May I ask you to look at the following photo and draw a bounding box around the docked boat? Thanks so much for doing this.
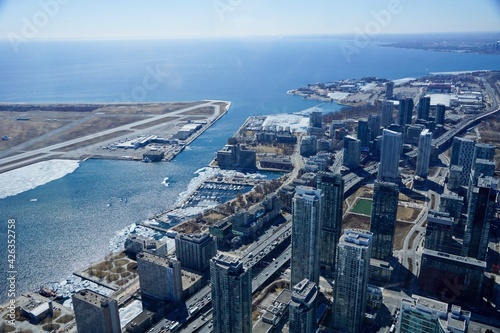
[39,286,57,298]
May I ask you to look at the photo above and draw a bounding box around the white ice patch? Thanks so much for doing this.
[392,77,416,86]
[327,92,350,100]
[0,159,80,199]
[262,114,310,133]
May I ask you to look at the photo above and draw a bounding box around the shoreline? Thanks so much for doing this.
[0,101,232,304]
[288,70,498,105]
[0,100,230,174]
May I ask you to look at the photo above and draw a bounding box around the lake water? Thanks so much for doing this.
[0,37,499,301]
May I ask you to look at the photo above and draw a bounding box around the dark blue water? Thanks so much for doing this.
[0,37,499,301]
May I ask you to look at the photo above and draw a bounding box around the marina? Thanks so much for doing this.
[183,182,253,208]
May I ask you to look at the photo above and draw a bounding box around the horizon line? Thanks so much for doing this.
[1,31,500,41]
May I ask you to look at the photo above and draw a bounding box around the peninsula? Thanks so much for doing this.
[0,100,230,173]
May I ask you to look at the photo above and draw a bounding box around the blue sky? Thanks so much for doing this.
[0,0,499,39]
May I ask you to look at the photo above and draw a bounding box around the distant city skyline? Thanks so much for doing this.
[0,0,499,40]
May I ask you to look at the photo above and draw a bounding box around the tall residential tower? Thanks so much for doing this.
[291,186,322,286]
[72,289,121,333]
[462,176,498,261]
[175,233,217,272]
[136,252,183,305]
[317,172,344,273]
[378,129,402,183]
[210,254,252,333]
[332,229,373,333]
[370,181,399,260]
[415,129,432,178]
[289,279,318,333]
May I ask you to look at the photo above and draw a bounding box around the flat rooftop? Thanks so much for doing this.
[137,251,178,267]
[73,289,114,308]
[422,249,486,268]
[402,294,447,313]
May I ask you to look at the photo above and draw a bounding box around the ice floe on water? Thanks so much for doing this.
[161,176,170,187]
[168,200,220,221]
[109,223,155,254]
[46,223,177,304]
[47,275,114,304]
[108,222,175,253]
[0,159,80,199]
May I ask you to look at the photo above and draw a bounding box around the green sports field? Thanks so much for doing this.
[350,198,372,216]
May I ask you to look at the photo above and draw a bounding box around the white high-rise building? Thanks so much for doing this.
[416,129,432,178]
[378,129,402,183]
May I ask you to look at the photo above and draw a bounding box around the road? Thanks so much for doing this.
[286,148,304,185]
[147,219,293,333]
[251,245,291,293]
[343,163,378,194]
[373,288,411,333]
[330,149,343,174]
[395,150,451,292]
[433,75,499,151]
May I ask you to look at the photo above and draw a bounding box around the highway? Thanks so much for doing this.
[146,219,293,333]
[343,163,378,194]
[395,150,450,290]
[252,245,291,293]
[330,149,343,174]
[405,106,499,160]
[404,79,500,159]
[241,219,291,268]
